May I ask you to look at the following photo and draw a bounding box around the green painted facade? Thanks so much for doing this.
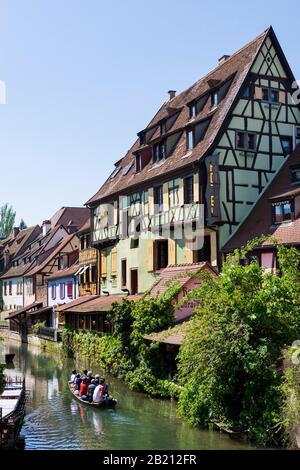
[216,35,300,246]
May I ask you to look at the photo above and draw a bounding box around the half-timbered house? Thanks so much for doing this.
[85,27,300,296]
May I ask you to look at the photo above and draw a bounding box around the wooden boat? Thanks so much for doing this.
[0,377,26,449]
[69,384,117,408]
[5,354,15,363]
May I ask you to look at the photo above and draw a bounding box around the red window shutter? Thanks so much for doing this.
[67,281,73,298]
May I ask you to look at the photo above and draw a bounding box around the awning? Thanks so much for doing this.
[64,294,142,314]
[29,306,53,316]
[5,302,43,320]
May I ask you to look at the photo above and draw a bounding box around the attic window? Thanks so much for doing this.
[110,167,121,179]
[211,91,218,108]
[190,103,196,118]
[153,142,166,162]
[123,162,133,175]
[186,118,211,150]
[136,154,141,172]
[272,200,293,224]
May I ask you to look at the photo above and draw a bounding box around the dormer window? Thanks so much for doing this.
[211,91,218,108]
[136,154,141,172]
[272,200,293,224]
[153,142,165,162]
[186,118,211,150]
[190,103,197,119]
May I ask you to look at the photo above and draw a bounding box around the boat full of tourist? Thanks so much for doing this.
[68,369,117,408]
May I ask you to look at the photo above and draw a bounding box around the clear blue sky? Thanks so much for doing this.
[1,0,300,226]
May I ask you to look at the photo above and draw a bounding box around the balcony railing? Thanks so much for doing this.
[35,326,61,342]
[93,202,202,243]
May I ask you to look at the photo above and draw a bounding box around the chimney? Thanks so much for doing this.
[168,90,176,100]
[218,54,230,65]
[42,220,51,237]
[12,227,19,239]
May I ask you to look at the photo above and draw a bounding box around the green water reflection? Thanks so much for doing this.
[1,339,258,450]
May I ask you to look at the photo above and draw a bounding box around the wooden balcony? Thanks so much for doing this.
[79,247,98,266]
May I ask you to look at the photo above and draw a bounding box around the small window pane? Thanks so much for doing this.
[248,133,256,150]
[262,88,269,101]
[271,90,278,103]
[237,132,245,149]
[187,130,193,150]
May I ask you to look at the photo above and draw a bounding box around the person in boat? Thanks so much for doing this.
[74,373,82,392]
[102,377,109,396]
[87,379,96,403]
[78,377,89,400]
[87,371,94,383]
[94,374,100,386]
[69,369,77,385]
[93,378,105,404]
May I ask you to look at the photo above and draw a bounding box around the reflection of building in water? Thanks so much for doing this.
[47,374,59,399]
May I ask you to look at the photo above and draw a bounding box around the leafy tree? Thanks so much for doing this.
[0,203,16,238]
[19,219,27,230]
[176,239,300,445]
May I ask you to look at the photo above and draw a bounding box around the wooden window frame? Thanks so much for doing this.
[236,131,257,151]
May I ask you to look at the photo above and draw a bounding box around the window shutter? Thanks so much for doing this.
[113,201,118,225]
[254,86,262,100]
[279,91,286,104]
[184,245,194,264]
[147,240,154,272]
[67,281,73,298]
[178,179,184,206]
[163,182,169,211]
[210,231,218,266]
[111,247,117,276]
[168,239,176,265]
[193,173,199,202]
[148,188,154,215]
[101,251,107,278]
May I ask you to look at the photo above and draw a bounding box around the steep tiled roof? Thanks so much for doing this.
[50,207,89,230]
[86,28,270,205]
[24,233,78,277]
[46,263,79,281]
[222,144,300,251]
[149,262,217,297]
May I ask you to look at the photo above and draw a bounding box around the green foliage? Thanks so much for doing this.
[107,298,135,351]
[19,219,27,230]
[281,346,300,448]
[62,282,181,397]
[176,239,300,445]
[0,203,16,238]
[32,320,46,335]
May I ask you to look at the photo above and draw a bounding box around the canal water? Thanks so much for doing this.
[1,338,258,450]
